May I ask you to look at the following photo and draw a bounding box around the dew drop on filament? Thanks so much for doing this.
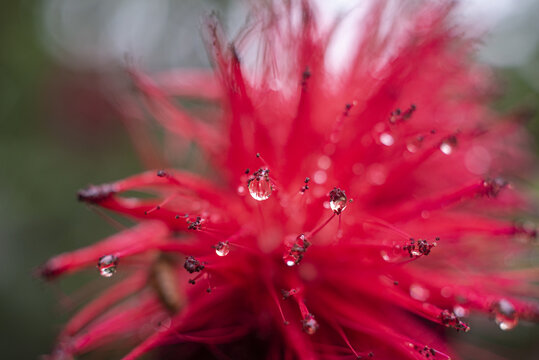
[494,299,518,330]
[97,254,118,278]
[329,188,347,214]
[302,314,319,335]
[283,254,296,267]
[247,169,273,201]
[215,241,230,257]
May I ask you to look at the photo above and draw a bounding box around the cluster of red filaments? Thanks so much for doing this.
[38,2,539,358]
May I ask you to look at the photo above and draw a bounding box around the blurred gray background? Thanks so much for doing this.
[1,0,538,358]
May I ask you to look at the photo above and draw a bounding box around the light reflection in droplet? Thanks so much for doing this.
[440,142,453,155]
[379,133,394,146]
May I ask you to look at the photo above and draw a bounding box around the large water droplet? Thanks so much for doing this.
[97,255,118,278]
[329,188,347,214]
[247,169,272,201]
[302,314,319,335]
[494,299,518,330]
[215,241,230,257]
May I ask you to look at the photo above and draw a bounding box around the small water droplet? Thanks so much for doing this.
[406,143,418,153]
[453,305,469,318]
[494,299,518,331]
[283,234,310,266]
[317,155,332,170]
[380,250,391,262]
[237,185,246,195]
[215,241,230,256]
[283,255,296,267]
[313,170,327,184]
[97,255,118,278]
[440,142,453,155]
[302,314,319,335]
[409,283,430,301]
[379,133,394,146]
[247,169,272,201]
[329,188,347,214]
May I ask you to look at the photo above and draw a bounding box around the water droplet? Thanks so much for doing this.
[313,170,327,184]
[247,169,272,201]
[302,314,319,335]
[406,143,418,153]
[379,133,394,146]
[409,283,430,301]
[237,185,246,195]
[97,255,118,278]
[439,142,452,155]
[283,254,296,267]
[283,234,311,266]
[494,299,518,330]
[352,163,364,175]
[366,164,386,186]
[380,250,391,262]
[453,305,469,318]
[317,155,331,170]
[215,241,230,256]
[329,187,347,214]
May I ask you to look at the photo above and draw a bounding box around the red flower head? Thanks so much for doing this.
[41,1,539,359]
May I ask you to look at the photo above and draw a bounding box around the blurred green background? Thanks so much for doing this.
[0,0,538,359]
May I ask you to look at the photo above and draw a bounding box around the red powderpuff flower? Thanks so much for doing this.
[40,1,539,359]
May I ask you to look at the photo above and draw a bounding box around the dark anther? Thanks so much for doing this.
[247,168,270,186]
[482,177,508,198]
[144,211,148,215]
[305,177,310,183]
[186,216,203,230]
[394,281,399,285]
[175,215,180,219]
[245,168,250,174]
[256,153,260,158]
[184,256,204,274]
[206,287,212,293]
[188,279,195,284]
[389,104,415,124]
[157,170,167,177]
[281,288,299,299]
[78,183,116,203]
[302,67,311,81]
[439,309,470,332]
